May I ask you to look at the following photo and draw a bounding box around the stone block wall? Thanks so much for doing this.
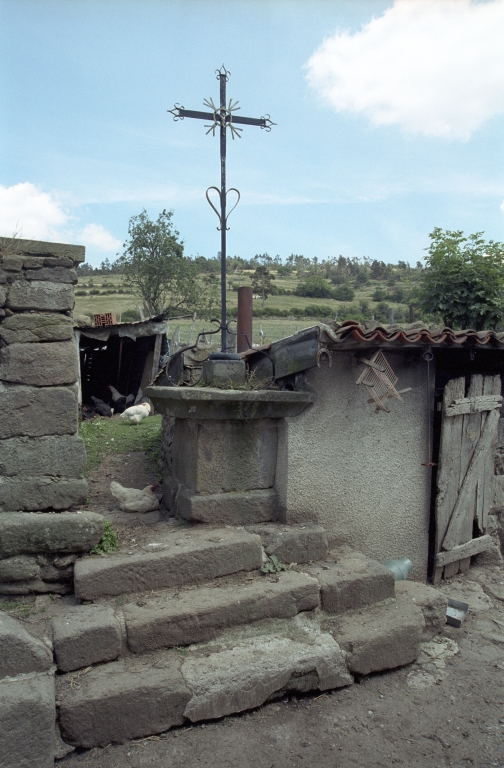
[0,237,91,595]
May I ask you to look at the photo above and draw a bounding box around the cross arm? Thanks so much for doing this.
[168,105,275,130]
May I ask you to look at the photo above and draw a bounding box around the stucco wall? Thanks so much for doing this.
[276,350,434,580]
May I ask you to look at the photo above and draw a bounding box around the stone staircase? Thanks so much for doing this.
[48,521,444,751]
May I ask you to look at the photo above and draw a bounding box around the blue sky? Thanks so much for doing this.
[1,0,504,268]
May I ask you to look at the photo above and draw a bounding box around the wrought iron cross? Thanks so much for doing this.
[168,65,275,352]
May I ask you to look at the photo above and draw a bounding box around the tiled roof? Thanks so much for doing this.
[319,320,504,348]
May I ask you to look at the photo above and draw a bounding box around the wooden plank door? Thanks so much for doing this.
[434,374,502,583]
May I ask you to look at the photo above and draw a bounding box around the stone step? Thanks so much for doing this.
[122,570,320,653]
[307,547,395,614]
[57,615,353,749]
[322,592,425,676]
[73,526,263,600]
[245,522,328,564]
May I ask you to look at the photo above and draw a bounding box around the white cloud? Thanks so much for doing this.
[305,0,504,140]
[500,200,504,212]
[78,224,121,252]
[0,182,69,240]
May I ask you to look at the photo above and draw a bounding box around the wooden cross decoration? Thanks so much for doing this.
[168,65,275,352]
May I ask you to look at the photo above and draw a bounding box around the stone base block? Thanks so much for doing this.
[202,358,246,387]
[52,606,122,672]
[58,658,190,748]
[308,549,395,615]
[0,382,79,439]
[123,571,319,653]
[246,523,328,564]
[325,593,424,675]
[0,435,86,477]
[181,617,352,722]
[0,673,56,768]
[395,581,448,640]
[0,611,53,679]
[0,511,104,557]
[177,487,278,524]
[0,340,78,385]
[173,418,277,493]
[0,476,88,511]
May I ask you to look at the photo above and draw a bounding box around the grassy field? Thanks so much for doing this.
[79,415,162,475]
[74,270,412,346]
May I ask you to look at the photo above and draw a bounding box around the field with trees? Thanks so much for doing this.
[75,213,504,346]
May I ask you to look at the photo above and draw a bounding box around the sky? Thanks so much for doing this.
[1,0,504,268]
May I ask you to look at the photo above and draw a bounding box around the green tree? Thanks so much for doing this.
[417,228,504,330]
[294,275,333,299]
[251,265,275,308]
[118,209,218,317]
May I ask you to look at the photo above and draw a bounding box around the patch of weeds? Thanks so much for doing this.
[79,415,162,475]
[0,599,32,617]
[261,555,288,574]
[90,521,119,555]
[115,595,125,607]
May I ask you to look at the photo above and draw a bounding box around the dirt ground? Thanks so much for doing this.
[54,451,504,768]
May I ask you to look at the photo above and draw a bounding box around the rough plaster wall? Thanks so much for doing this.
[277,351,434,580]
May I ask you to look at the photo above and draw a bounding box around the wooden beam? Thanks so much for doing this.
[435,535,493,566]
[150,333,163,383]
[445,395,502,417]
[358,357,386,372]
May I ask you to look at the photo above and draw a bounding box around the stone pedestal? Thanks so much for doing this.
[145,387,314,525]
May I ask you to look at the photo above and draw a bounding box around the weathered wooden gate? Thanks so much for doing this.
[434,374,502,583]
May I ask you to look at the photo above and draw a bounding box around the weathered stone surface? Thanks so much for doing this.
[0,311,73,344]
[246,523,328,564]
[0,435,86,477]
[24,266,78,283]
[395,581,447,640]
[0,579,71,595]
[74,527,263,600]
[0,269,8,283]
[0,555,39,582]
[0,673,55,768]
[0,236,85,263]
[326,594,424,675]
[177,487,278,524]
[6,280,74,311]
[58,656,190,748]
[1,255,23,271]
[0,382,78,438]
[492,475,504,510]
[202,358,246,387]
[0,512,104,557]
[22,256,43,269]
[124,570,320,653]
[307,549,395,615]
[0,340,78,385]
[0,476,88,511]
[0,610,53,678]
[173,418,277,493]
[53,606,122,672]
[182,617,352,722]
[0,285,6,305]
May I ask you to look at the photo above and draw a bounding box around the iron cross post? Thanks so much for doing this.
[168,65,275,353]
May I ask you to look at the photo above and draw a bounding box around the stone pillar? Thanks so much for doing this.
[145,387,315,526]
[0,238,90,593]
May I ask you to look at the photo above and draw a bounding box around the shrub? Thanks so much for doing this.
[89,289,101,295]
[333,284,355,302]
[289,307,305,317]
[121,309,140,322]
[304,304,333,317]
[294,275,333,299]
[75,290,88,296]
[372,287,388,302]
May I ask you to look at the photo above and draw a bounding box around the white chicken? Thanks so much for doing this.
[119,402,151,424]
[110,481,160,514]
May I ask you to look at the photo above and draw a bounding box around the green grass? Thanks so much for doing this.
[79,415,162,475]
[0,599,34,617]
